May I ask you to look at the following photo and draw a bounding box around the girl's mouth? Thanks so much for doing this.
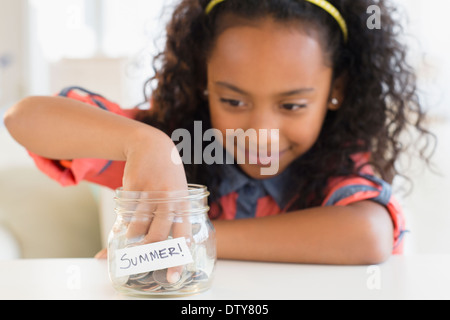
[236,145,290,166]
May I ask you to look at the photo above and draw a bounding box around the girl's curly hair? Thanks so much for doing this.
[136,0,435,211]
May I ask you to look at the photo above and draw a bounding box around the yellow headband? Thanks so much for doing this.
[205,0,348,43]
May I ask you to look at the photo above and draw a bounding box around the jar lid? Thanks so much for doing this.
[115,184,209,203]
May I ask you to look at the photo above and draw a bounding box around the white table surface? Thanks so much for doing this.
[0,255,449,300]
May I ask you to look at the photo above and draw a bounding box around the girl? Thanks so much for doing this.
[4,0,433,265]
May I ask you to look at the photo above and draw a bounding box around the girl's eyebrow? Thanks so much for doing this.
[215,82,249,95]
[215,81,315,97]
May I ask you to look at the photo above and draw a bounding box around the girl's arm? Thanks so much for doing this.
[213,200,394,265]
[3,96,187,192]
[5,96,189,280]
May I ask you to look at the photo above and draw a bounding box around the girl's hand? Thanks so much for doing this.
[122,126,187,193]
[101,126,190,284]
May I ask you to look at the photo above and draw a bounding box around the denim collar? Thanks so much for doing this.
[216,161,294,210]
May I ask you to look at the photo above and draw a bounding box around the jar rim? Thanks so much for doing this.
[115,184,209,201]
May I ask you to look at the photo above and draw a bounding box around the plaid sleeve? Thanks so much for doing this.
[27,87,137,190]
[322,174,406,254]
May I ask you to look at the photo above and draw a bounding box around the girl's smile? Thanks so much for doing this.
[238,144,292,167]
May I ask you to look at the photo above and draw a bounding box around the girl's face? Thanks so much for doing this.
[207,17,340,179]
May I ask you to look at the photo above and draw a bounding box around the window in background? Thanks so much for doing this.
[29,0,96,61]
[27,0,173,106]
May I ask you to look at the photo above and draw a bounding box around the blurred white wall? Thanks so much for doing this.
[391,0,450,254]
[0,0,27,107]
[397,0,450,118]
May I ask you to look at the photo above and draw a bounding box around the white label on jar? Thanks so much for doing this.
[115,238,193,277]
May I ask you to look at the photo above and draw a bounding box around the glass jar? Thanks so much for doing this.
[108,185,216,297]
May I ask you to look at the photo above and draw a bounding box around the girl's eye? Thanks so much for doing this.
[220,98,246,108]
[281,103,307,111]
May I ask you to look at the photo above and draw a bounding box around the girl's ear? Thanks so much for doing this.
[328,74,347,111]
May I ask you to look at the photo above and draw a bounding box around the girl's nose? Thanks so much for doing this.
[247,108,281,151]
[248,105,279,130]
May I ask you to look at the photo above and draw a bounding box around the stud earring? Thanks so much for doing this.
[331,98,339,105]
